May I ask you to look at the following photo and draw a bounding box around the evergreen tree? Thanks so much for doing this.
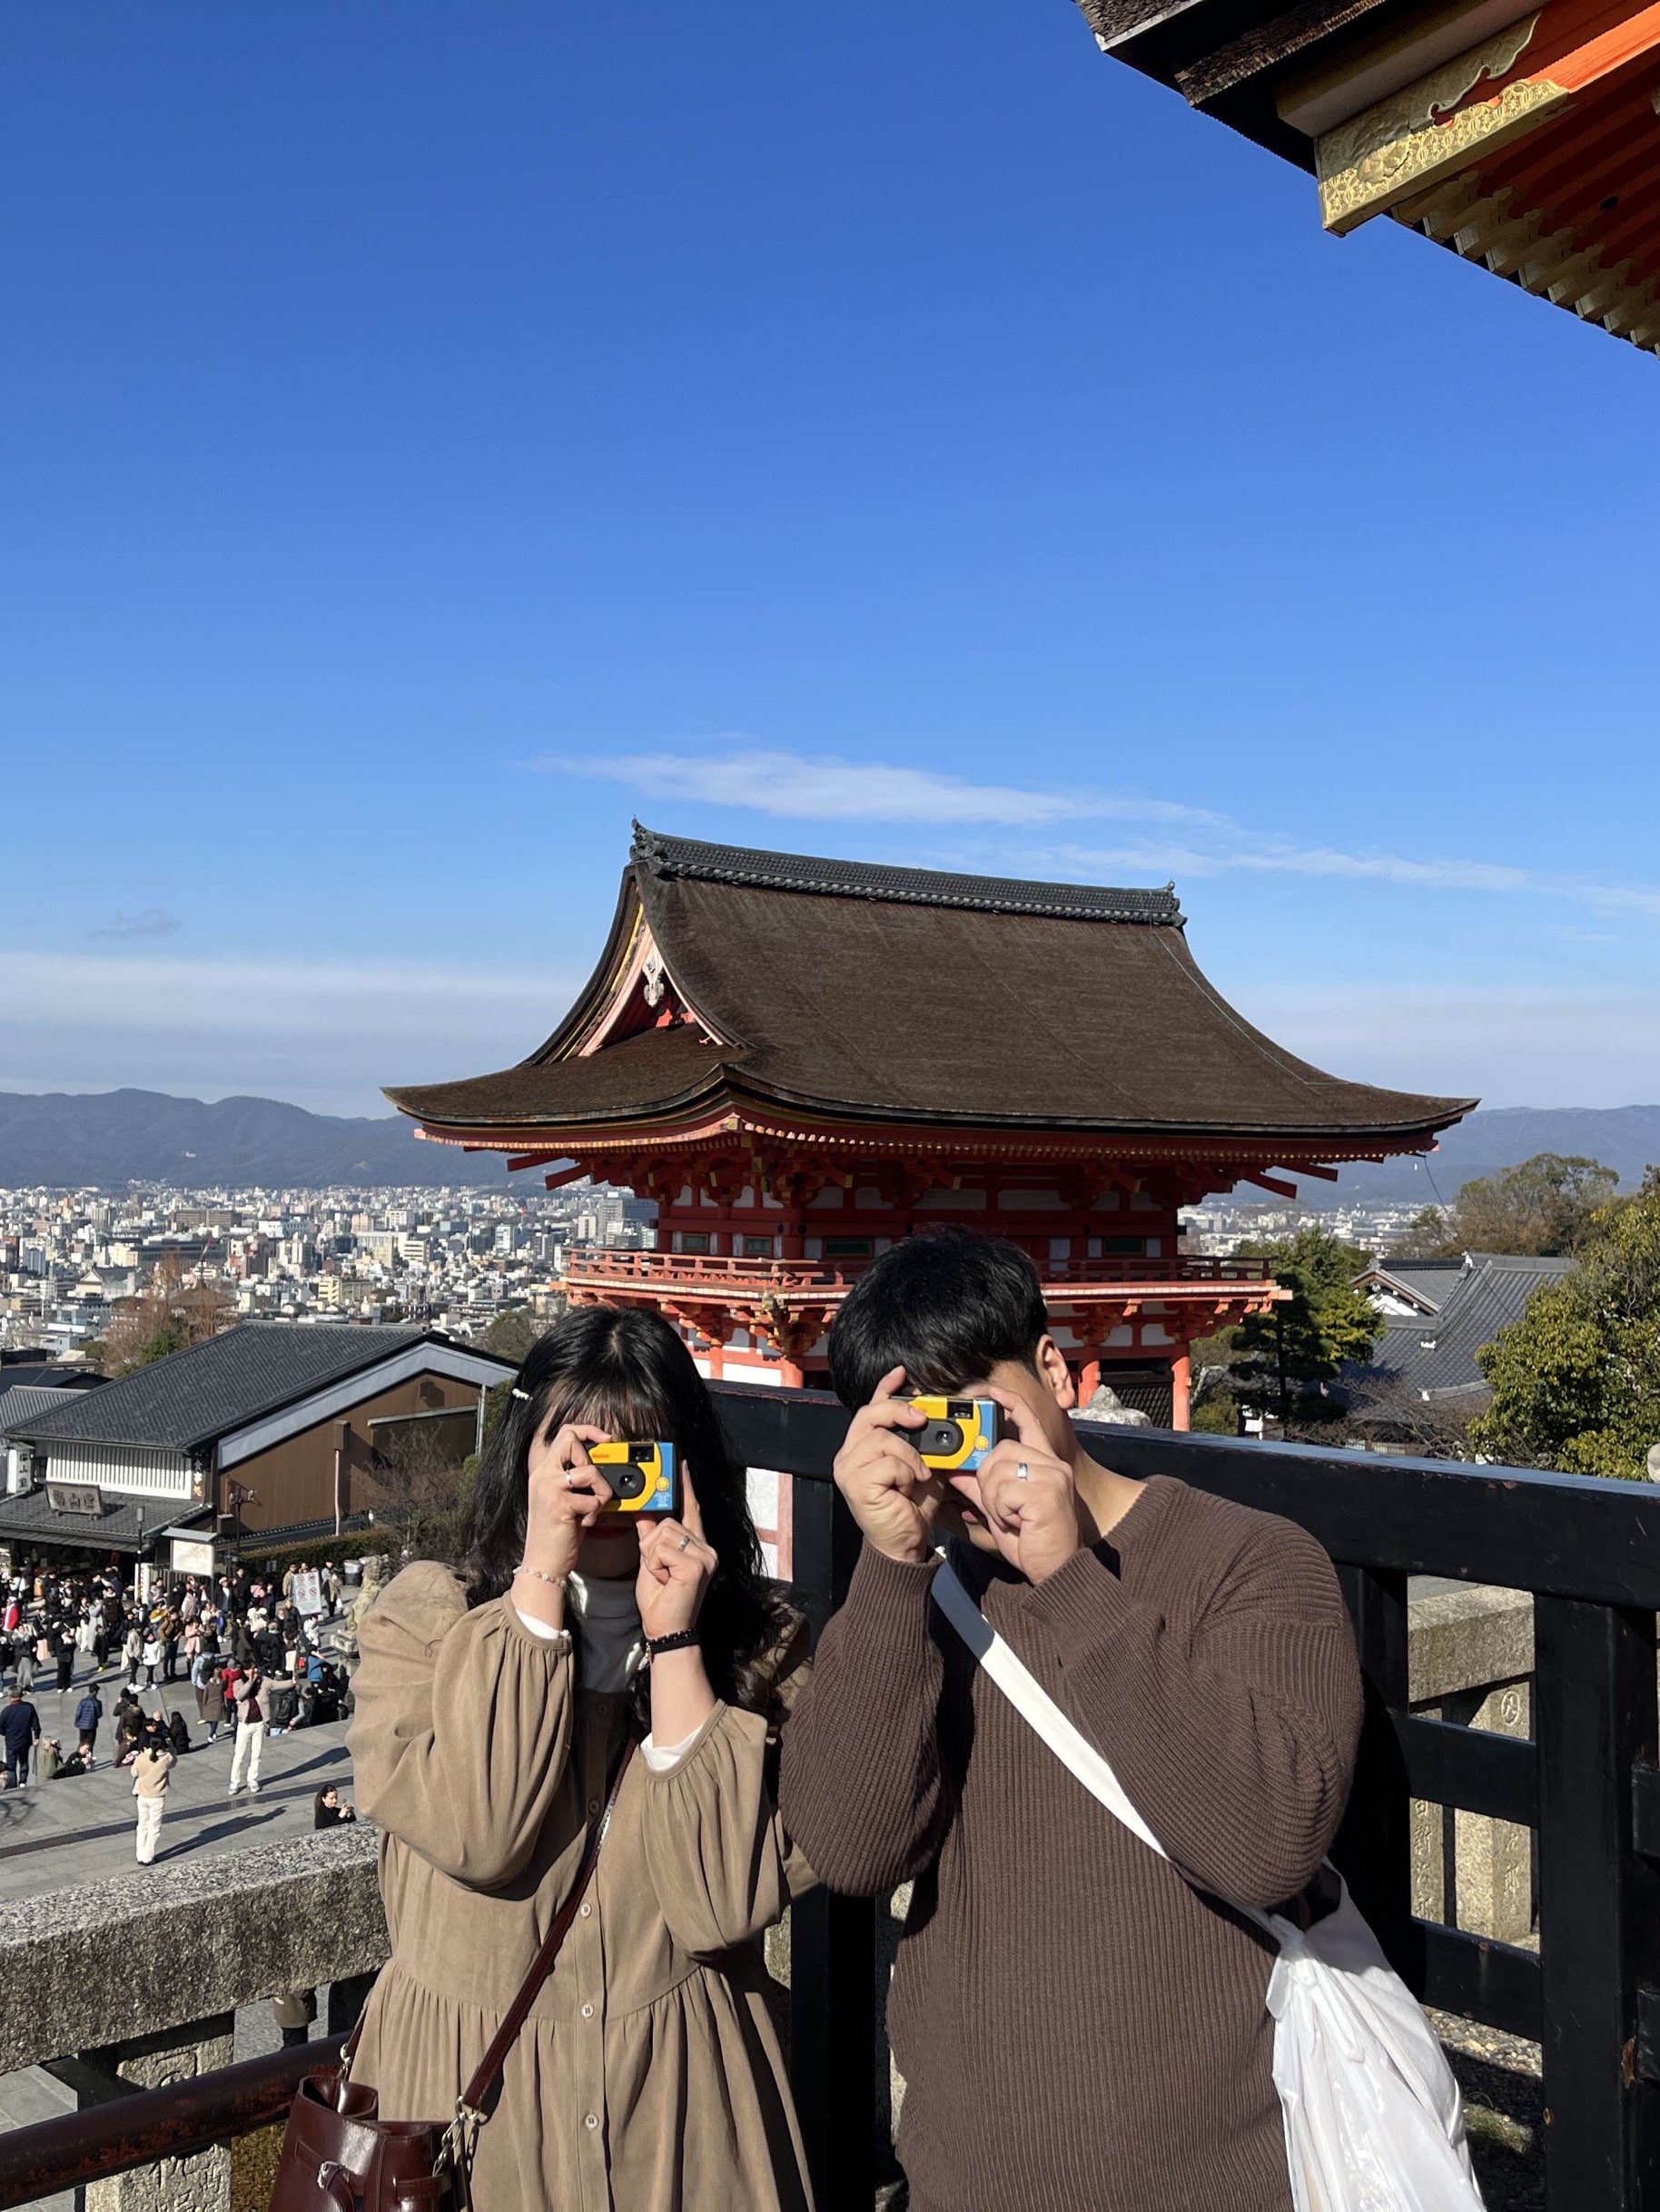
[1229,1227,1380,1428]
[1471,1170,1660,1479]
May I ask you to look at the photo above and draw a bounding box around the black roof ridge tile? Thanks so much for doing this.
[630,823,1183,925]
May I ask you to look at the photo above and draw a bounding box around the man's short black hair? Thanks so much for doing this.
[827,1229,1051,1409]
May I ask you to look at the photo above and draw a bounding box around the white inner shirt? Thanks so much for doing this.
[514,1570,693,1772]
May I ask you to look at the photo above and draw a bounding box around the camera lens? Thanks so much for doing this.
[614,1466,645,1499]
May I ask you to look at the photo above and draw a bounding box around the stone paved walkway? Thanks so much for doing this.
[0,1639,360,2209]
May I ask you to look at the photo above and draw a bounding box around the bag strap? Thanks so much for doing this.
[931,1554,1276,1938]
[462,1735,637,2115]
[339,1734,637,2105]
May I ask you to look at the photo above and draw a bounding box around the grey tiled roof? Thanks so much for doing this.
[1369,1259,1468,1314]
[7,1324,435,1452]
[0,1487,208,1556]
[0,1386,84,1437]
[1364,1257,1574,1397]
[630,824,1184,924]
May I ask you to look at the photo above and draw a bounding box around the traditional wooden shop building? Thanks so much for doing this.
[386,828,1473,1430]
[1076,0,1660,360]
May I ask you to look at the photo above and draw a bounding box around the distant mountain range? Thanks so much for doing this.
[0,1089,509,1190]
[2,1088,1657,1203]
[1318,1104,1660,1209]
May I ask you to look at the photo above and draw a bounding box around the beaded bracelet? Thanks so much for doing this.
[513,1565,568,1591]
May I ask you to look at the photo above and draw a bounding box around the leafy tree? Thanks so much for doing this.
[102,1254,235,1375]
[1470,1169,1660,1479]
[1230,1227,1380,1430]
[1392,1154,1621,1260]
[1389,1206,1461,1260]
[483,1304,555,1364]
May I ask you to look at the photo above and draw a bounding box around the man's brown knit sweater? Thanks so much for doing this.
[777,1475,1362,2212]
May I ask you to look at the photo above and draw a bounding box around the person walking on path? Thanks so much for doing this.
[138,1626,162,1691]
[14,1637,34,1694]
[123,1620,143,1689]
[778,1232,1364,2212]
[132,1731,175,1863]
[227,1665,265,1794]
[1,1691,41,1789]
[347,1306,815,2212]
[54,1623,74,1695]
[74,1686,103,1770]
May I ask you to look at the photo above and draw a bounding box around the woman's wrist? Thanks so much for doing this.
[510,1562,568,1633]
[648,1642,716,1746]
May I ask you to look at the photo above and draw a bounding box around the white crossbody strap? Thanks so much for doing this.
[932,1554,1275,1934]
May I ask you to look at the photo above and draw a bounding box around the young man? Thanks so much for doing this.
[0,1691,40,1789]
[778,1231,1363,2212]
[74,1685,103,1771]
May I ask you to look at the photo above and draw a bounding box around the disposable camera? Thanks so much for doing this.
[589,1440,680,1516]
[906,1397,1003,1472]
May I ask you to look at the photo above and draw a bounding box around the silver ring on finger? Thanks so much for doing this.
[1016,1462,1031,1483]
[678,1532,692,1552]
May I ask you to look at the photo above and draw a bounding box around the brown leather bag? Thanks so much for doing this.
[270,1741,637,2212]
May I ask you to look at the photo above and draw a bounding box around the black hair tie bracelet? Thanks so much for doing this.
[646,1630,701,1658]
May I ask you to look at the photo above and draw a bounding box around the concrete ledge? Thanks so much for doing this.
[0,1824,388,2074]
[1409,1585,1533,1705]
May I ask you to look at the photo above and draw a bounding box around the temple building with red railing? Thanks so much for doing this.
[385,827,1473,1437]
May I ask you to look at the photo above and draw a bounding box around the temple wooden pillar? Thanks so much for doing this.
[1171,1348,1192,1432]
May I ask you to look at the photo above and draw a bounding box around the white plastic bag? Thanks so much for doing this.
[932,1555,1485,2212]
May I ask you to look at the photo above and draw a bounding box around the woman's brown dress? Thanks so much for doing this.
[347,1561,815,2212]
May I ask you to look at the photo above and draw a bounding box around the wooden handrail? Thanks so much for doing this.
[0,2035,342,2210]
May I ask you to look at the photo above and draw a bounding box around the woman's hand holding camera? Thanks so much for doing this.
[964,1387,1082,1585]
[834,1367,944,1566]
[521,1423,616,1607]
[636,1479,718,1643]
[639,1477,718,1746]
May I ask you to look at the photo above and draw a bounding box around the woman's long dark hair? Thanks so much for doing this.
[462,1305,795,1725]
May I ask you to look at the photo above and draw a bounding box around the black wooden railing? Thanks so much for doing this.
[4,1387,1659,2209]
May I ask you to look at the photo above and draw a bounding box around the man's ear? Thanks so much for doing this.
[1033,1334,1076,1411]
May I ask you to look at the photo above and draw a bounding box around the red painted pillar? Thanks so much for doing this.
[1171,1348,1192,1432]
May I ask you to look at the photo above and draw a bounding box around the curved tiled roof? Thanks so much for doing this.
[385,827,1476,1150]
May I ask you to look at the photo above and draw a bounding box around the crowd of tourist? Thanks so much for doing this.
[0,1557,357,1859]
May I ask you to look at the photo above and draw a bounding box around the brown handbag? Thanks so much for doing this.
[270,1740,637,2212]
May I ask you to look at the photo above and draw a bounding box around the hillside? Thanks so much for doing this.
[1322,1104,1660,1208]
[0,1089,509,1190]
[3,1089,1657,1202]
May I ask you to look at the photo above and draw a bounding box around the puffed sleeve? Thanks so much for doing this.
[640,1698,816,1957]
[348,1561,575,1890]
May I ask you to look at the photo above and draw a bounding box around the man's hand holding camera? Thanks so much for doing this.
[967,1387,1082,1585]
[834,1366,948,1565]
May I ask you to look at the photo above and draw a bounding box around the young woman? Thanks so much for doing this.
[131,1725,173,1862]
[348,1306,814,2211]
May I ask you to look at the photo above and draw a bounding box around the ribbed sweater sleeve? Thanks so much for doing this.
[1016,1516,1361,1910]
[777,1543,946,1895]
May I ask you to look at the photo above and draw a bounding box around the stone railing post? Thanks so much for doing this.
[1408,1583,1536,1943]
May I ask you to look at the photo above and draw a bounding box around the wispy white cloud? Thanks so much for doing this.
[0,949,567,1042]
[533,746,1660,922]
[90,907,182,940]
[536,746,1232,833]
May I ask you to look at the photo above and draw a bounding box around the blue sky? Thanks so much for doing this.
[5,1,1657,1121]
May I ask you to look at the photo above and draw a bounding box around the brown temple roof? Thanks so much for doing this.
[385,827,1475,1152]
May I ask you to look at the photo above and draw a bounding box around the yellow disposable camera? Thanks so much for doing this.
[590,1440,680,1516]
[906,1397,1002,1472]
